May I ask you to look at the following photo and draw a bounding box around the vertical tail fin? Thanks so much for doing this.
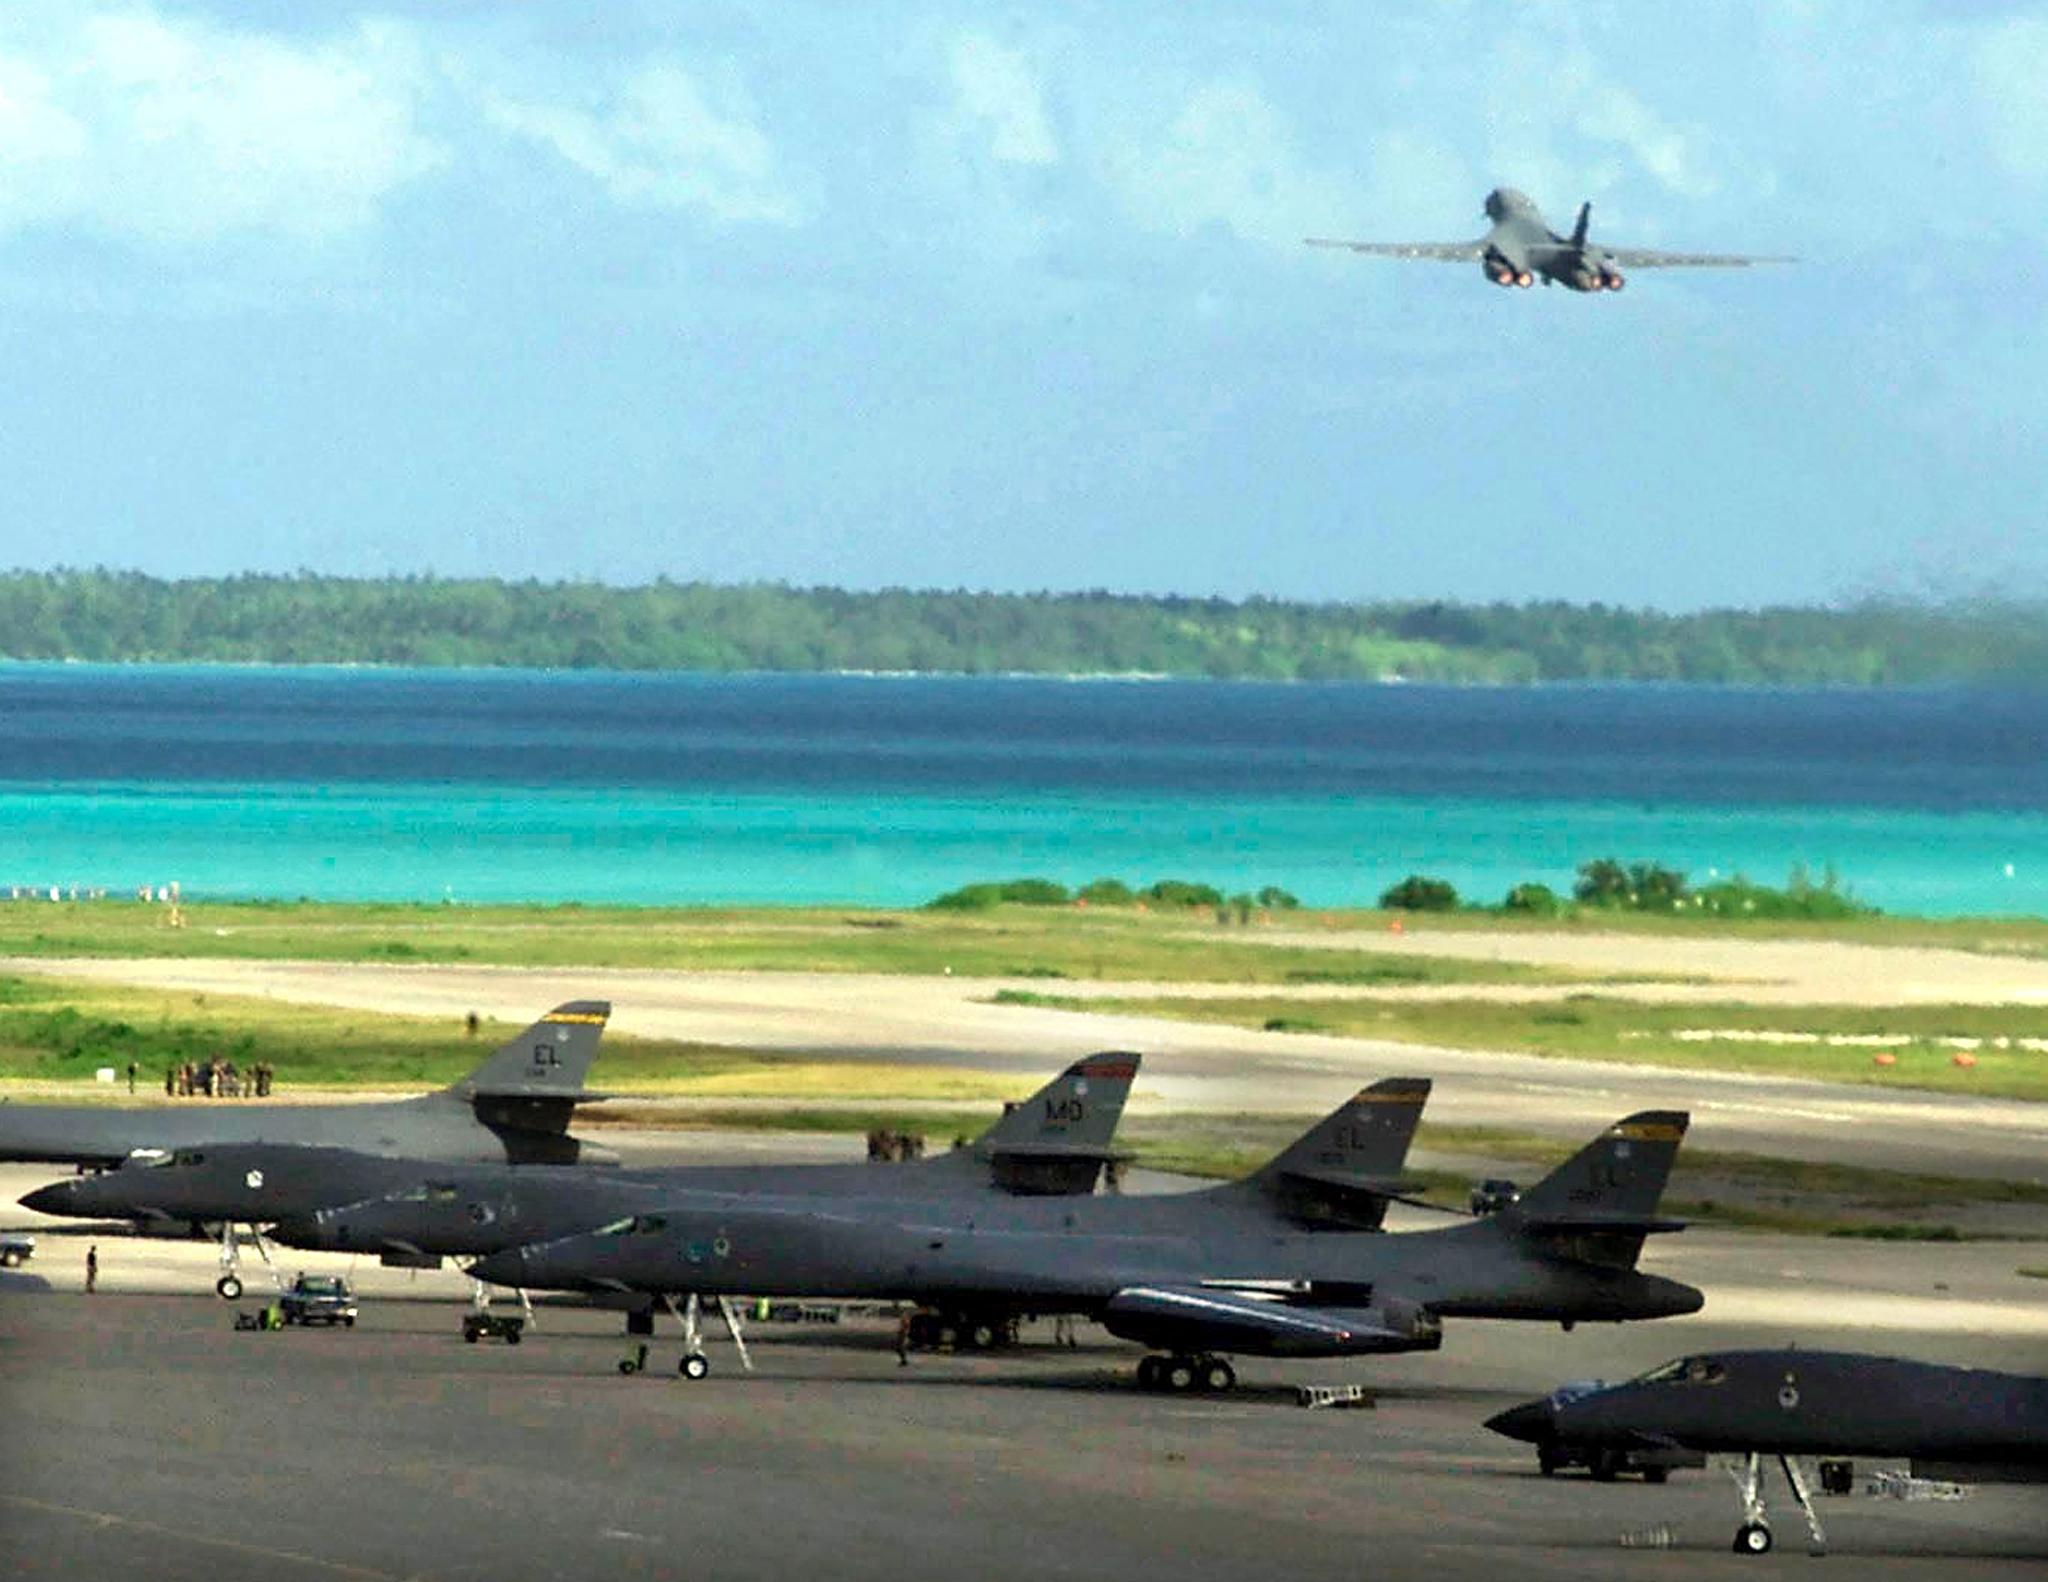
[1509,1110,1690,1266]
[1571,200,1592,249]
[448,1001,610,1111]
[973,1052,1140,1195]
[1250,1077,1431,1229]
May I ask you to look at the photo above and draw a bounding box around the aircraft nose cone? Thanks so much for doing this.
[20,1180,78,1215]
[1483,1398,1555,1445]
[468,1248,527,1287]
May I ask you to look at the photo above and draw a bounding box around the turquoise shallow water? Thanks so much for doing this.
[2,666,2043,915]
[4,782,2043,915]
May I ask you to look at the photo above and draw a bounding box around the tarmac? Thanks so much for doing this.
[2,1279,2044,1582]
[3,1146,2045,1582]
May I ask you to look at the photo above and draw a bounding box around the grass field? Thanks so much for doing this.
[5,896,2047,973]
[0,899,1582,985]
[0,973,1031,1099]
[991,990,2048,1103]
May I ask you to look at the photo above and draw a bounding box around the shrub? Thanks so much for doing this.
[1573,858,1688,910]
[1144,879,1225,908]
[1077,877,1136,905]
[1255,886,1301,910]
[1379,874,1459,911]
[1502,882,1562,916]
[926,878,1071,910]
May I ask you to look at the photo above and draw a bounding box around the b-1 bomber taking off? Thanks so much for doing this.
[1308,187,1792,292]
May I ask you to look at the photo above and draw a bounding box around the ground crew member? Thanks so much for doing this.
[895,1308,913,1366]
[85,1245,98,1294]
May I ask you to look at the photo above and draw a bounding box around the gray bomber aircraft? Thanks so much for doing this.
[0,1001,615,1170]
[22,1051,1142,1308]
[1307,187,1791,292]
[294,1070,1424,1365]
[1488,1349,2048,1555]
[471,1104,1701,1392]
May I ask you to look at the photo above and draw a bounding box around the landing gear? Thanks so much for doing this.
[1136,1353,1236,1393]
[614,1292,751,1381]
[213,1220,282,1302]
[900,1308,1019,1352]
[1725,1452,1826,1557]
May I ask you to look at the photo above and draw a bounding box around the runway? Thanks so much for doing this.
[11,956,2048,1182]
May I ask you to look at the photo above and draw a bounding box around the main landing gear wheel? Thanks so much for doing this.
[1200,1358,1236,1394]
[216,1274,243,1301]
[1733,1523,1773,1555]
[679,1352,710,1381]
[1165,1358,1198,1393]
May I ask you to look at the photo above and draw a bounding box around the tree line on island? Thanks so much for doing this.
[933,860,1874,921]
[3,570,2044,684]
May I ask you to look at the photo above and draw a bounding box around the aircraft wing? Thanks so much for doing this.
[1101,1284,1440,1358]
[1305,238,1485,261]
[1601,246,1794,269]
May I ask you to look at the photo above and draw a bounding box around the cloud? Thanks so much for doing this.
[0,8,440,245]
[1105,80,1360,247]
[1972,15,2048,180]
[947,33,1057,166]
[481,61,800,226]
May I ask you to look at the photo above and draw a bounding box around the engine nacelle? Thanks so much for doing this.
[1481,247,1527,288]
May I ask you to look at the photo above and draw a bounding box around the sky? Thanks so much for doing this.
[0,1,2043,611]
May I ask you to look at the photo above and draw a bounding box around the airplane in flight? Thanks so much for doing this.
[21,1051,1142,1311]
[1307,187,1792,292]
[470,1105,1701,1391]
[1487,1348,2048,1554]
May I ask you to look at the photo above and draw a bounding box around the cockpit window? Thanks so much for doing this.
[1634,1356,1725,1386]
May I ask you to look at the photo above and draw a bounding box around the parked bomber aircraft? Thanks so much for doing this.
[0,1001,615,1170]
[23,1052,1142,1305]
[1307,187,1792,292]
[471,1105,1701,1392]
[1488,1349,2048,1554]
[308,1072,1424,1360]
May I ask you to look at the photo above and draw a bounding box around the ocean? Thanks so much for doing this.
[3,665,2043,916]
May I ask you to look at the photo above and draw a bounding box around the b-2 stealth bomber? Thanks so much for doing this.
[1308,188,1791,292]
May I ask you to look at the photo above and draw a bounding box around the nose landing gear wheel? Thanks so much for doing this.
[679,1352,710,1380]
[216,1275,243,1301]
[1733,1523,1773,1555]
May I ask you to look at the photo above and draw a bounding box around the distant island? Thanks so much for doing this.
[2,570,2043,684]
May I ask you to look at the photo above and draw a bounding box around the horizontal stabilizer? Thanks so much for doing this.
[1518,1215,1688,1237]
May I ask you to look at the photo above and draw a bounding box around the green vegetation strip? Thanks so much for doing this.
[9,570,2048,684]
[0,900,1572,985]
[0,974,1005,1098]
[995,992,2048,1104]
